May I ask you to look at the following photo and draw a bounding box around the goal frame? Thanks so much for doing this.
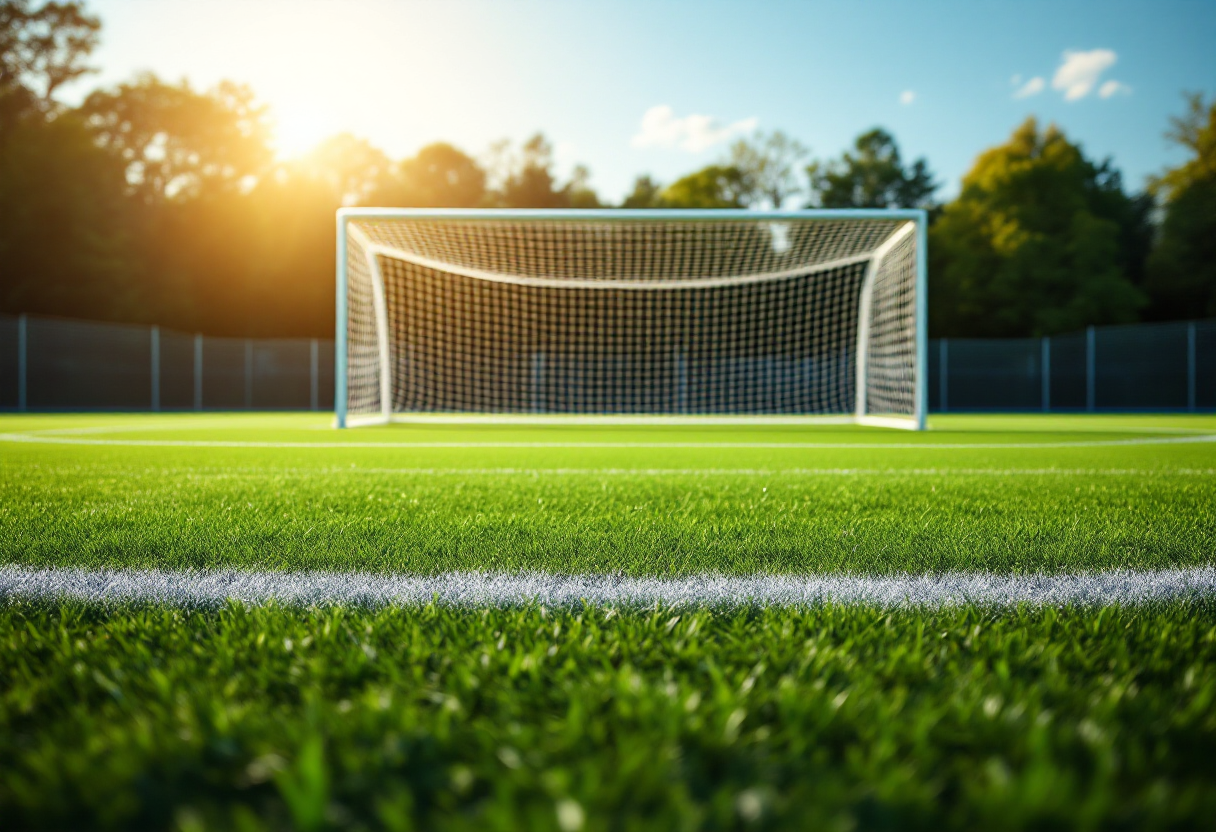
[335,208,928,430]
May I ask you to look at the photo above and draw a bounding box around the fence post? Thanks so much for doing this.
[1041,336,1050,413]
[17,314,27,412]
[150,325,160,412]
[310,338,319,411]
[939,338,948,413]
[193,334,203,411]
[1187,321,1197,413]
[1085,325,1096,413]
[244,339,254,410]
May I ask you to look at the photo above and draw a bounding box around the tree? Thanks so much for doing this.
[1145,94,1216,318]
[0,110,136,319]
[621,174,662,208]
[0,1,133,321]
[79,73,272,203]
[293,132,391,206]
[807,128,936,209]
[487,133,600,208]
[727,129,808,208]
[492,133,566,208]
[659,164,750,208]
[0,0,99,127]
[370,142,485,208]
[929,118,1146,337]
[566,164,601,208]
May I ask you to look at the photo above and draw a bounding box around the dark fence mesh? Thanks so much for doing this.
[200,337,249,410]
[1095,322,1188,409]
[1048,333,1087,411]
[0,314,1211,413]
[932,319,1216,412]
[1199,321,1216,410]
[0,316,16,409]
[0,315,330,411]
[251,341,312,410]
[26,317,152,409]
[938,339,1043,412]
[159,330,196,410]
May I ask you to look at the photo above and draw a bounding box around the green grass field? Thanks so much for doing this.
[2,413,1215,830]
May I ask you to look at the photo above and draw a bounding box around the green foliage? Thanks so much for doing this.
[1,413,1214,576]
[0,111,137,320]
[565,164,601,209]
[807,128,935,209]
[370,142,486,208]
[0,0,100,126]
[488,133,599,209]
[1,600,1213,830]
[293,133,392,207]
[727,130,809,209]
[1146,94,1216,319]
[620,174,663,208]
[1153,93,1216,199]
[929,119,1146,337]
[659,164,750,209]
[656,131,807,209]
[79,72,273,204]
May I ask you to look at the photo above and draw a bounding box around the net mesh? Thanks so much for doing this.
[344,215,920,420]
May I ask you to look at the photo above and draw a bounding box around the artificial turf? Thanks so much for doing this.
[1,413,1215,830]
[1,413,1214,575]
[2,601,1214,831]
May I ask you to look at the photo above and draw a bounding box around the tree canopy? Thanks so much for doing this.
[807,128,936,209]
[488,133,600,209]
[0,0,99,126]
[370,142,485,208]
[1145,94,1216,318]
[0,2,1208,340]
[658,165,750,208]
[79,73,271,203]
[727,130,808,209]
[929,118,1146,337]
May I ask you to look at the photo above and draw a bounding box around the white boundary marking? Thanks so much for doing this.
[2,566,1213,608]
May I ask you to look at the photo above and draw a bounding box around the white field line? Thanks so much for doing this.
[2,566,1214,609]
[2,432,1215,450]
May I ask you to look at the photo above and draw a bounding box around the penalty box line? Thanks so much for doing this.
[2,566,1214,609]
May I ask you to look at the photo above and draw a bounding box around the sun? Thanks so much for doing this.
[271,107,332,159]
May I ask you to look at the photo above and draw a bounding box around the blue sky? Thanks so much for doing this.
[76,0,1216,203]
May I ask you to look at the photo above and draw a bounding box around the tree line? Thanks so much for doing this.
[1,0,1213,339]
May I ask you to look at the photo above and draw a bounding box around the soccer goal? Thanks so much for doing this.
[336,209,926,429]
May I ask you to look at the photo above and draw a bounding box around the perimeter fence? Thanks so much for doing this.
[927,319,1216,412]
[0,315,334,411]
[0,313,1212,413]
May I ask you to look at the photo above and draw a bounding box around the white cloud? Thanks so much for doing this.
[631,105,758,153]
[1012,76,1045,99]
[899,90,916,106]
[1052,49,1118,101]
[1098,79,1131,98]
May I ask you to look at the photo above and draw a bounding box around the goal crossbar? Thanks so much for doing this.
[336,208,928,430]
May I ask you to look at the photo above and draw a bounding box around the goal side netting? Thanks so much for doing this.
[337,210,925,429]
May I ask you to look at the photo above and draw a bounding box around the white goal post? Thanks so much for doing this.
[336,208,927,429]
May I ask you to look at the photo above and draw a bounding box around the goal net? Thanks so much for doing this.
[337,209,925,429]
